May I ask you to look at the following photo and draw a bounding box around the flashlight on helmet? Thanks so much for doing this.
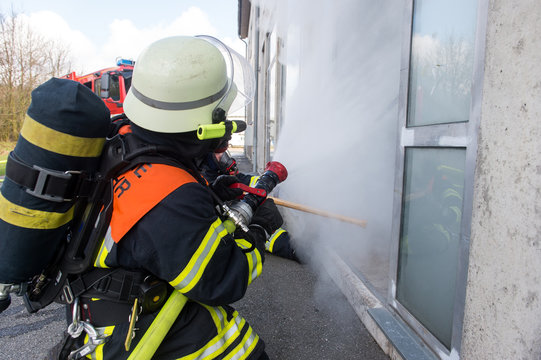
[197,120,247,140]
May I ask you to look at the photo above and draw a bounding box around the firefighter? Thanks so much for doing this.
[53,36,281,360]
[201,150,299,262]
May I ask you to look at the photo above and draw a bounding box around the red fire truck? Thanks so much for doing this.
[62,58,135,116]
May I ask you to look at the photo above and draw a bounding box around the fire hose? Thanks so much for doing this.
[221,160,366,229]
[269,196,367,228]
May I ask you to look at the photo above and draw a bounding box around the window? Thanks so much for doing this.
[407,0,478,126]
[266,32,278,160]
[261,30,284,166]
[109,74,120,101]
[389,0,486,357]
[397,147,465,348]
[93,79,101,97]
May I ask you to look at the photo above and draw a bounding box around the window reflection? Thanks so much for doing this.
[407,0,478,126]
[397,147,465,348]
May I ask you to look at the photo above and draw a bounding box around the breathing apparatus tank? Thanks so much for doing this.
[0,78,111,313]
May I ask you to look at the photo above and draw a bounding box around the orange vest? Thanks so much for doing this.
[110,163,197,243]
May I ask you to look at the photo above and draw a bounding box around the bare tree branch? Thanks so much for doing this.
[0,8,74,141]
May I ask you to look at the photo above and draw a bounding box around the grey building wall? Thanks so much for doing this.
[243,0,541,358]
[463,1,541,359]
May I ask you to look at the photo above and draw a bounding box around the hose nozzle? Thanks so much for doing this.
[226,161,288,232]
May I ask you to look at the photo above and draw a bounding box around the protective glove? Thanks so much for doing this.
[210,175,243,201]
[250,198,283,236]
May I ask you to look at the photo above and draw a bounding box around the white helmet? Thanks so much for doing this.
[123,35,254,133]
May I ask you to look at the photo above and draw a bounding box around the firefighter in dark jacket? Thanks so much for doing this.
[69,35,282,360]
[202,151,299,262]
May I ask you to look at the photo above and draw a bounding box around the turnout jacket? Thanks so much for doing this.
[84,162,266,360]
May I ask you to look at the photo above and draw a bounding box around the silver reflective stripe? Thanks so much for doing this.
[94,227,115,268]
[246,249,259,282]
[228,327,258,360]
[214,307,226,327]
[249,176,259,187]
[189,315,245,359]
[171,221,226,291]
[103,227,115,252]
[204,305,228,333]
[234,239,261,284]
[266,228,285,252]
[131,83,228,110]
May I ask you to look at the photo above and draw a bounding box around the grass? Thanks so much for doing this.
[0,141,16,178]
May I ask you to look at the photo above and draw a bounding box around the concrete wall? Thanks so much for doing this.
[244,0,541,358]
[463,1,541,359]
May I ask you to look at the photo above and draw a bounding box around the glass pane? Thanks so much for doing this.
[407,0,478,126]
[396,148,465,348]
[268,61,277,157]
[109,75,120,101]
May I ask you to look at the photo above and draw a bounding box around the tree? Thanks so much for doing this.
[0,10,73,141]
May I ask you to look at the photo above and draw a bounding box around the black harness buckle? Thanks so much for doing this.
[26,165,80,202]
[5,152,92,203]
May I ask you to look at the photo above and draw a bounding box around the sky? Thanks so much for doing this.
[0,0,245,73]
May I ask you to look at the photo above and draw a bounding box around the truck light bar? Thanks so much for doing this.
[116,58,135,67]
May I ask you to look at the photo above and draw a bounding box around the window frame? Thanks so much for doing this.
[260,30,284,169]
[387,0,489,357]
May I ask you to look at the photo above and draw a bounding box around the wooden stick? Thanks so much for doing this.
[268,196,367,228]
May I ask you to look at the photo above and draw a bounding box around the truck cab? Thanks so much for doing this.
[62,58,134,116]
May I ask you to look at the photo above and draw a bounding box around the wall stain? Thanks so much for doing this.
[523,291,538,309]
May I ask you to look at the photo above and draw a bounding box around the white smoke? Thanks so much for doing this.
[255,0,404,296]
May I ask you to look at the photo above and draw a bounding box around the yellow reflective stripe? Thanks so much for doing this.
[219,307,228,326]
[433,224,451,242]
[248,176,259,187]
[449,206,462,223]
[223,326,259,360]
[235,240,254,284]
[20,114,105,157]
[93,240,110,268]
[93,227,114,268]
[253,249,262,282]
[0,194,74,229]
[86,325,115,360]
[128,291,188,360]
[178,312,246,360]
[266,228,285,253]
[437,165,463,174]
[203,305,227,333]
[170,219,226,292]
[443,188,462,201]
[234,239,262,285]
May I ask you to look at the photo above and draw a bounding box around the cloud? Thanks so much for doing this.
[18,6,245,74]
[100,7,219,69]
[18,11,97,72]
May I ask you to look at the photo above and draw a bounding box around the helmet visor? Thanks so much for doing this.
[197,35,255,115]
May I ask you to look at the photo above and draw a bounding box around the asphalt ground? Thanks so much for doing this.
[234,254,389,359]
[0,151,388,360]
